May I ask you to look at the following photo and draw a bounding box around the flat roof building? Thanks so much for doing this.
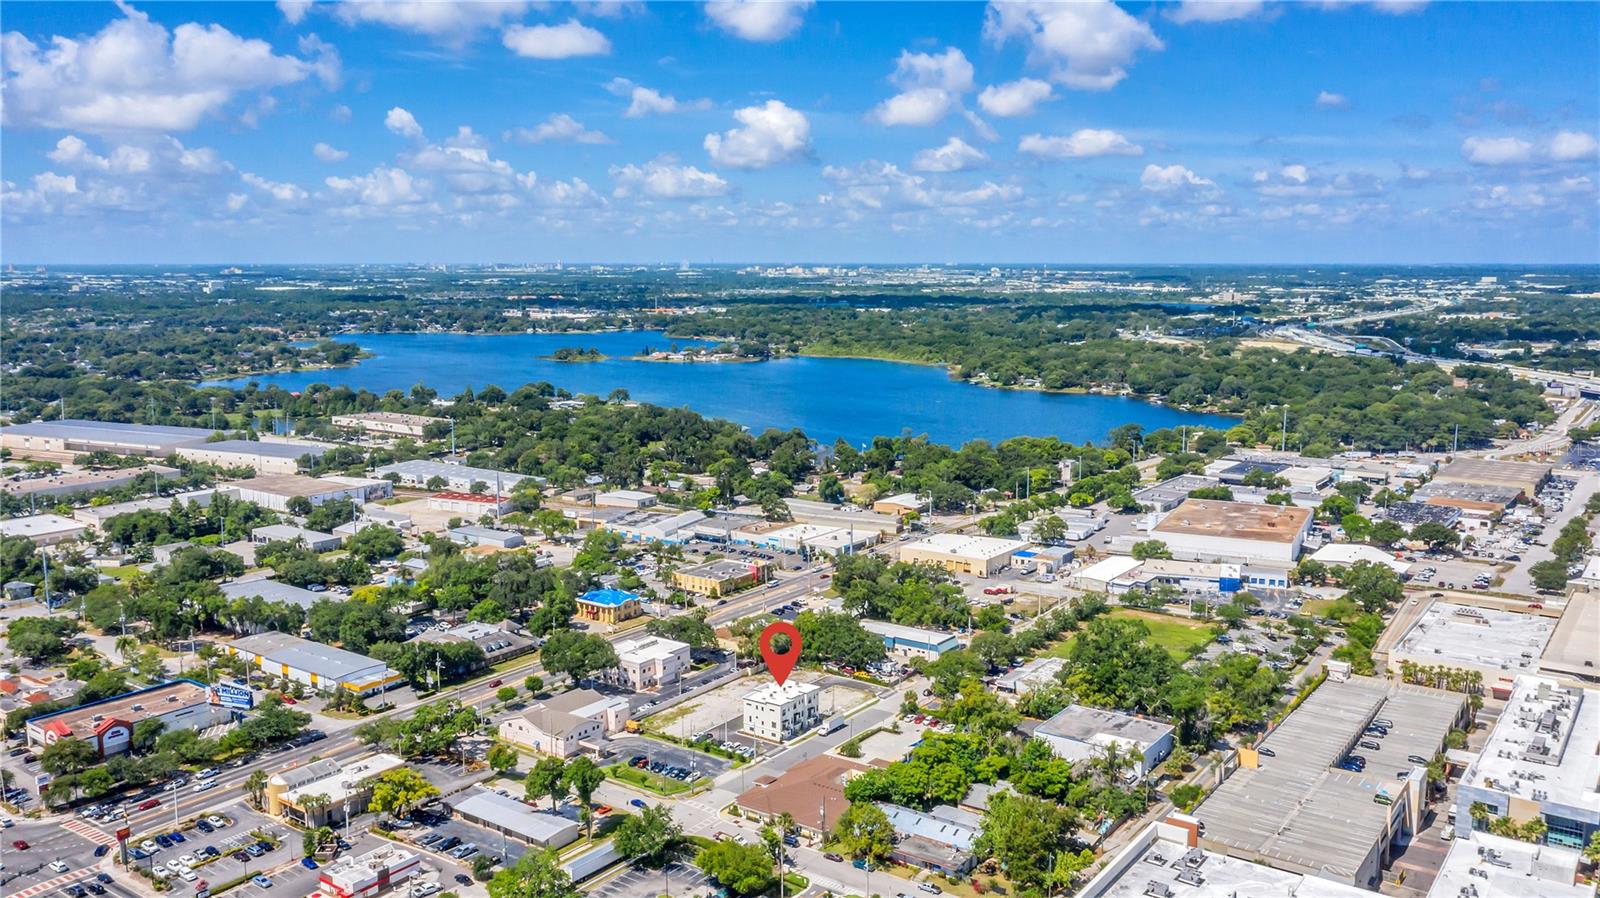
[1433,458,1551,500]
[372,459,531,494]
[1035,704,1175,777]
[1308,543,1410,575]
[1412,481,1521,520]
[860,620,962,660]
[613,635,692,692]
[872,493,926,516]
[1,465,180,499]
[1540,593,1600,687]
[781,498,901,535]
[576,588,641,625]
[877,804,981,875]
[0,419,211,459]
[672,557,772,597]
[743,680,821,743]
[994,656,1067,695]
[0,513,87,546]
[1455,676,1599,851]
[1133,475,1223,514]
[899,533,1029,578]
[1071,555,1145,592]
[595,489,657,509]
[417,621,534,665]
[71,488,225,528]
[251,523,342,551]
[449,789,580,850]
[330,412,445,438]
[446,525,524,549]
[1388,603,1555,684]
[428,491,514,516]
[1150,499,1313,565]
[227,631,403,696]
[318,846,422,898]
[24,679,232,757]
[267,753,406,827]
[219,578,326,612]
[1426,831,1591,898]
[177,439,329,475]
[229,474,378,512]
[1379,501,1463,530]
[1196,676,1467,888]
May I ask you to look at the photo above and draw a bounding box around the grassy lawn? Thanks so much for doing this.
[99,564,145,582]
[1045,608,1213,660]
[1298,598,1340,618]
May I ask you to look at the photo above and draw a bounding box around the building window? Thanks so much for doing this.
[1544,814,1586,848]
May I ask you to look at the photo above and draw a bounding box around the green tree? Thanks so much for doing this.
[694,841,774,897]
[485,848,581,898]
[39,737,97,777]
[539,631,619,683]
[368,767,442,820]
[526,757,568,810]
[563,756,605,820]
[613,803,685,868]
[245,769,269,808]
[831,801,894,863]
[524,675,544,694]
[1131,539,1172,561]
[496,686,518,704]
[1530,560,1570,593]
[487,743,519,774]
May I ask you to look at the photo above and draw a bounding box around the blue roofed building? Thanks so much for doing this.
[576,588,642,625]
[860,620,962,660]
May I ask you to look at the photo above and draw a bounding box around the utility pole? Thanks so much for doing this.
[1281,407,1289,452]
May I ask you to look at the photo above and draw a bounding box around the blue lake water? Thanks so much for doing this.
[207,331,1235,447]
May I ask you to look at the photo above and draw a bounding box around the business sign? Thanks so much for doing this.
[116,827,132,841]
[208,683,254,710]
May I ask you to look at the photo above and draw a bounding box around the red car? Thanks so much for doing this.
[278,694,297,704]
[12,839,28,850]
[138,798,161,810]
[489,679,503,688]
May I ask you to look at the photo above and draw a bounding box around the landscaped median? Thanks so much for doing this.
[604,762,702,796]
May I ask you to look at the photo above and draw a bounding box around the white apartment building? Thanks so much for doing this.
[743,681,821,743]
[613,636,692,691]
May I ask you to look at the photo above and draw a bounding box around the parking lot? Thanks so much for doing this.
[125,807,293,895]
[588,860,707,898]
[403,812,528,869]
[603,735,732,780]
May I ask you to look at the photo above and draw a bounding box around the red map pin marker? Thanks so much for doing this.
[758,621,803,686]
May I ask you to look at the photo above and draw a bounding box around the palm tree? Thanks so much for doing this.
[244,770,269,809]
[115,635,138,662]
[299,792,333,827]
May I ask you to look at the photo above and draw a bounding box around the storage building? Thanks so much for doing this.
[1150,499,1313,565]
[898,533,1028,578]
[176,439,329,475]
[226,631,403,695]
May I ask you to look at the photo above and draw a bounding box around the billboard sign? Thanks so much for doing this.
[208,683,254,710]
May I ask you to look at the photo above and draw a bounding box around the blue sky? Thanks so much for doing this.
[2,0,1597,264]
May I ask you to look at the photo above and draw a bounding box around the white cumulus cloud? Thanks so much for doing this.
[508,113,610,144]
[502,19,611,59]
[385,107,424,139]
[1167,1,1269,24]
[1140,163,1216,192]
[611,159,730,199]
[1461,136,1534,166]
[1316,90,1349,109]
[704,0,812,42]
[606,78,712,117]
[313,141,349,162]
[324,165,428,207]
[704,100,811,169]
[2,5,337,132]
[1550,130,1599,162]
[977,78,1055,117]
[871,47,974,127]
[983,0,1163,91]
[332,1,531,39]
[242,171,308,202]
[1019,129,1142,159]
[913,137,988,173]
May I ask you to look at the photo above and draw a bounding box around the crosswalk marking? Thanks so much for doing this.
[10,873,93,898]
[61,818,120,847]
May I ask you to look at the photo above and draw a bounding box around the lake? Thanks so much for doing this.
[206,331,1235,447]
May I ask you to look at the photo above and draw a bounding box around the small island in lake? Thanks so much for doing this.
[545,346,607,361]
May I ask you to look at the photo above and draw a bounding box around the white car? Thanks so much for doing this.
[141,840,160,853]
[180,855,198,867]
[179,869,198,882]
[412,884,441,897]
[194,781,217,793]
[207,815,227,828]
[50,860,71,873]
[166,860,187,874]
[151,868,170,880]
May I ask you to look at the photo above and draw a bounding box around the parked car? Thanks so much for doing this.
[251,875,273,888]
[301,858,319,870]
[823,852,844,862]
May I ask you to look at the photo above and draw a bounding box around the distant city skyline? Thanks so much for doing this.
[2,1,1597,264]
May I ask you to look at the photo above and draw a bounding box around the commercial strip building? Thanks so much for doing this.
[416,621,535,665]
[266,753,407,827]
[1455,675,1599,850]
[0,419,212,460]
[1033,704,1175,777]
[576,588,642,624]
[446,526,524,549]
[734,755,868,839]
[448,789,581,850]
[251,523,342,552]
[1076,814,1372,898]
[672,558,772,597]
[226,631,404,696]
[781,498,901,535]
[70,488,225,528]
[1,465,179,499]
[871,493,926,516]
[218,578,326,612]
[0,513,88,546]
[1411,481,1522,523]
[317,846,422,898]
[595,489,657,509]
[1379,500,1464,531]
[1426,830,1592,898]
[229,474,384,512]
[877,803,981,875]
[1195,675,1468,888]
[1149,498,1313,565]
[330,412,445,438]
[742,680,821,742]
[602,509,706,545]
[860,620,962,660]
[1540,593,1600,687]
[1386,603,1555,684]
[1432,458,1552,500]
[428,491,514,516]
[613,635,692,691]
[899,533,1029,578]
[1069,555,1265,596]
[372,459,532,494]
[1132,475,1223,514]
[176,439,329,475]
[24,679,234,757]
[497,688,630,758]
